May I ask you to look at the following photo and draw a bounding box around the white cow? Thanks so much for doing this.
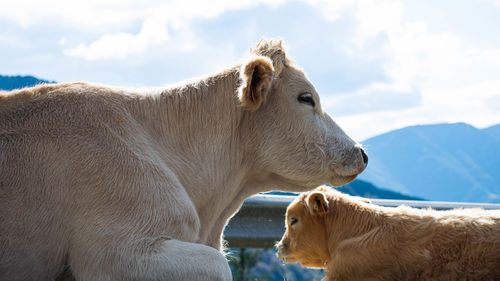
[0,39,367,281]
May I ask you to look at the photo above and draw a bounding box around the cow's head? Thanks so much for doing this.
[238,39,367,190]
[276,187,331,268]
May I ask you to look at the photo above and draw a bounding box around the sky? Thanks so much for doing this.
[1,0,500,141]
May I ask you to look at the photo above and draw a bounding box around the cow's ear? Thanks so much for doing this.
[238,55,274,111]
[306,191,329,216]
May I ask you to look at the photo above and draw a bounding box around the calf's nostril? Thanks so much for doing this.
[361,149,368,165]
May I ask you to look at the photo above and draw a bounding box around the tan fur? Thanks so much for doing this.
[0,40,367,281]
[277,186,500,281]
[238,55,274,111]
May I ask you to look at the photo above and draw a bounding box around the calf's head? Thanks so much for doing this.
[276,187,331,268]
[238,40,367,190]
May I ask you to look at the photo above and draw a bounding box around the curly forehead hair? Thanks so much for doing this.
[250,39,294,76]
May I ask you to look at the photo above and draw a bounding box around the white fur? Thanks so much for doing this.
[0,40,366,281]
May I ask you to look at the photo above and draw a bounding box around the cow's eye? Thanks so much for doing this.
[290,217,298,226]
[298,92,315,107]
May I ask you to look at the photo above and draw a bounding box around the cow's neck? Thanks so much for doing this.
[129,66,266,249]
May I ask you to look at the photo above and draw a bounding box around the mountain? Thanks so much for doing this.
[266,179,422,200]
[483,124,500,141]
[0,75,55,91]
[359,122,500,203]
[336,179,424,200]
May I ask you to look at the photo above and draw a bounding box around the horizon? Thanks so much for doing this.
[2,0,500,141]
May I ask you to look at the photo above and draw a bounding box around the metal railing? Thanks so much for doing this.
[223,194,500,248]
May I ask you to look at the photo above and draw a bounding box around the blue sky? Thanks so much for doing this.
[1,0,500,141]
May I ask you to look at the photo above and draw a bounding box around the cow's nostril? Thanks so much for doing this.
[361,149,368,165]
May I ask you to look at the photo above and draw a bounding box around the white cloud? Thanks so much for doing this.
[302,0,355,22]
[310,0,500,140]
[3,0,285,60]
[62,0,286,60]
[486,0,500,6]
[0,0,234,30]
[337,89,500,142]
[65,18,169,60]
[352,0,403,46]
[0,0,142,30]
[0,31,31,49]
[58,38,68,46]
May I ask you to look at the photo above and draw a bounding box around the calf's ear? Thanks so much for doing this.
[306,191,329,215]
[238,55,274,111]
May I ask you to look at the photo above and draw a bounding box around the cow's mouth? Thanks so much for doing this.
[329,174,358,187]
[329,157,367,186]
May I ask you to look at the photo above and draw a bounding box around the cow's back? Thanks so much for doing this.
[0,83,142,280]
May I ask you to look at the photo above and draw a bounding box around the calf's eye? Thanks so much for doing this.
[290,217,298,226]
[298,92,315,107]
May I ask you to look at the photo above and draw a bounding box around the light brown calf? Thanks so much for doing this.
[277,186,500,281]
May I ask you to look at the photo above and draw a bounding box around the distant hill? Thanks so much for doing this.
[359,122,500,203]
[0,75,55,91]
[266,179,423,200]
[484,124,500,141]
[337,179,424,200]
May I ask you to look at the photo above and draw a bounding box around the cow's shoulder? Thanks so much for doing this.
[1,82,132,107]
[0,82,136,139]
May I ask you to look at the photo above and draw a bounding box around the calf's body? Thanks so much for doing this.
[278,186,500,281]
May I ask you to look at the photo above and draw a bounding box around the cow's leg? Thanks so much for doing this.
[70,238,232,281]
